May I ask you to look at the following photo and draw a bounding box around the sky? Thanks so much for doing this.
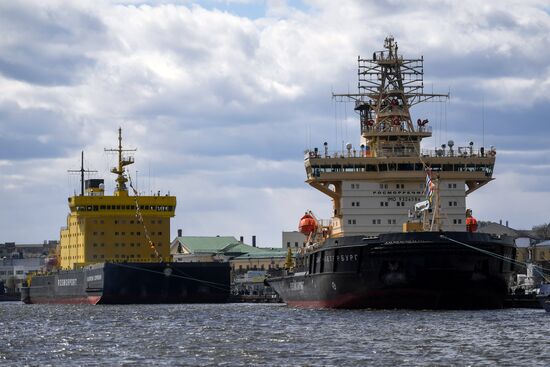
[1,0,550,247]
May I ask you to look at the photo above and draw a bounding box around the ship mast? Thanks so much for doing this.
[104,128,136,196]
[333,35,448,158]
[67,151,97,196]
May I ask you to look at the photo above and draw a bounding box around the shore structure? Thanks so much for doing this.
[268,36,516,309]
[21,129,230,304]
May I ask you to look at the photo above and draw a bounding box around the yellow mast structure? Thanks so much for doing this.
[58,128,176,269]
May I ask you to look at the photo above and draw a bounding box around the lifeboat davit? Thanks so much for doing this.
[299,213,317,235]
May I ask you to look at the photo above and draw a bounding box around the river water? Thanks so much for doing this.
[0,303,548,366]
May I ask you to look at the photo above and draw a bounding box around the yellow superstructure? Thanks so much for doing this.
[59,129,176,269]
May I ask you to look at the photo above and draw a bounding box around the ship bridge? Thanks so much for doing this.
[305,146,495,197]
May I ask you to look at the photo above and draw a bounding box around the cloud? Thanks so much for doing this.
[1,0,550,245]
[0,1,106,86]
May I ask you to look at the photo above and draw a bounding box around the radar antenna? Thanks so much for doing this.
[104,127,136,195]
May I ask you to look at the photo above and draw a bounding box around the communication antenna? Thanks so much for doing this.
[104,127,136,193]
[482,96,485,149]
[68,151,97,196]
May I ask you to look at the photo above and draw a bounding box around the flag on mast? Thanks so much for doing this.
[425,169,435,203]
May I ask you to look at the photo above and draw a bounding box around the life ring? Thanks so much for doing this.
[392,117,400,126]
[367,119,374,126]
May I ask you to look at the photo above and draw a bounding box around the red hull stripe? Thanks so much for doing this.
[28,296,101,305]
[287,293,360,308]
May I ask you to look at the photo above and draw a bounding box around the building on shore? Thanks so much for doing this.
[477,221,550,289]
[170,234,287,298]
[0,240,58,293]
[170,235,286,273]
[282,231,307,250]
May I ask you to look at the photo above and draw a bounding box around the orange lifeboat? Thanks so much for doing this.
[299,213,317,235]
[466,216,478,232]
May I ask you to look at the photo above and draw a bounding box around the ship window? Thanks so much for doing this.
[121,243,125,247]
[115,243,119,247]
[93,255,97,259]
[130,220,134,224]
[137,232,141,236]
[114,220,118,224]
[93,243,97,247]
[115,255,119,258]
[115,232,119,236]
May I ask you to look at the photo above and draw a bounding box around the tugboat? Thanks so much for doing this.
[21,129,230,304]
[268,36,516,309]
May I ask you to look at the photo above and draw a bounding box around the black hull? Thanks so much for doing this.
[537,284,550,312]
[268,232,516,310]
[22,262,230,304]
[536,295,550,312]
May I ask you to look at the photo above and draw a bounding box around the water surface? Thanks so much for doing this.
[1,303,548,366]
